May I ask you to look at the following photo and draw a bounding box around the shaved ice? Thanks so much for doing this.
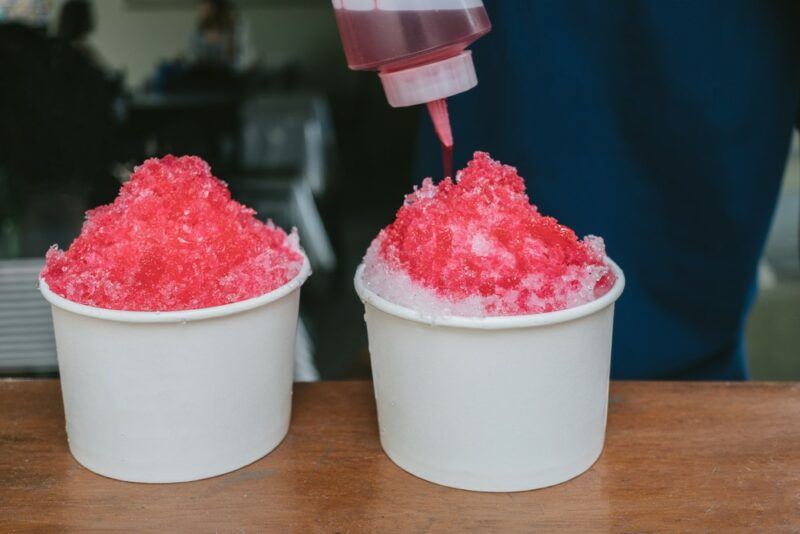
[362,151,615,317]
[41,155,304,311]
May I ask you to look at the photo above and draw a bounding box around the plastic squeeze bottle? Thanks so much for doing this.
[332,0,492,178]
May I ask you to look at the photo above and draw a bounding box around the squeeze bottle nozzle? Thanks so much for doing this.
[378,51,477,108]
[331,0,492,176]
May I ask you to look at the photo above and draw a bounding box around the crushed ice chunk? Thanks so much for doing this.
[362,151,615,317]
[41,155,304,311]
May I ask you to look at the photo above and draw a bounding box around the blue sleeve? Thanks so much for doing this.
[417,0,800,379]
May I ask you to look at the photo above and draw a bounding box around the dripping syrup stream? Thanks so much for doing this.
[426,98,453,179]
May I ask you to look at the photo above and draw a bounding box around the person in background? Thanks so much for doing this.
[188,0,254,71]
[55,0,105,70]
[0,1,119,256]
[418,0,800,380]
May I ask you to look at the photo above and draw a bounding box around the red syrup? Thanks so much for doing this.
[426,98,454,179]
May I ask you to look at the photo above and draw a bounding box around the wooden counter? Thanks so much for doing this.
[0,380,798,531]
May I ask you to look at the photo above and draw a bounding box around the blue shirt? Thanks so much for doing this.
[417,0,800,379]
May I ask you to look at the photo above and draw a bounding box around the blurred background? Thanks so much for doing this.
[0,0,797,380]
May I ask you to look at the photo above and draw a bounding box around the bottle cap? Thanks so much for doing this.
[379,51,477,108]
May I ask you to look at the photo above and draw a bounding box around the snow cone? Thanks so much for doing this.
[39,156,310,483]
[354,152,624,492]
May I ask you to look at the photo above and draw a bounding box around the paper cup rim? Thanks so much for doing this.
[354,258,625,330]
[39,255,311,324]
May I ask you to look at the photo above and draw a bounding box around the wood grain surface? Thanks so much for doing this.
[0,380,798,532]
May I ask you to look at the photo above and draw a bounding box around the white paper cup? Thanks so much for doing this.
[354,260,625,492]
[40,258,310,483]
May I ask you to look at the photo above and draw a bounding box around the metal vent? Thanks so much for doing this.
[0,259,57,373]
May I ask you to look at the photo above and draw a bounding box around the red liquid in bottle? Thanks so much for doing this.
[334,7,491,71]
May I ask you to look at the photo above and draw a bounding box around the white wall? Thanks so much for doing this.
[51,0,351,91]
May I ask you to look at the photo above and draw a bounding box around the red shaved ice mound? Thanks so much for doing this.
[362,151,615,317]
[41,155,304,311]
